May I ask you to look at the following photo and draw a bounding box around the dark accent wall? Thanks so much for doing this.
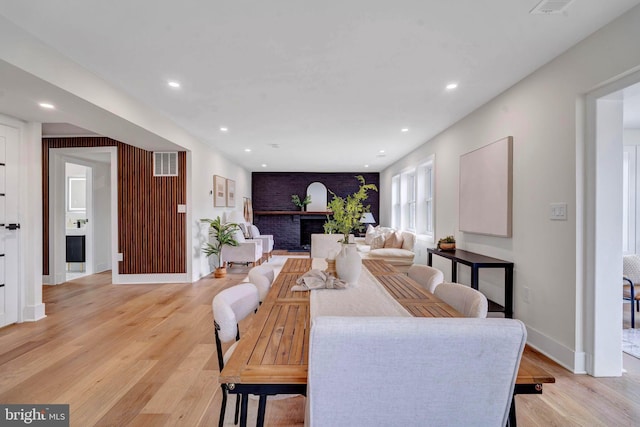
[252,172,379,250]
[43,137,187,275]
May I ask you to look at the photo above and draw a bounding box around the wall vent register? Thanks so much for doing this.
[153,152,178,176]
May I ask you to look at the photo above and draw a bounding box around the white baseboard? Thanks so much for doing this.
[114,273,190,284]
[526,323,586,374]
[42,275,52,285]
[22,303,46,322]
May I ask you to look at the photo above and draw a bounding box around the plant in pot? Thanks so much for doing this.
[437,235,456,251]
[324,175,378,283]
[201,216,240,278]
[291,194,312,211]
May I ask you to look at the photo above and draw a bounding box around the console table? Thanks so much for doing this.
[427,248,513,318]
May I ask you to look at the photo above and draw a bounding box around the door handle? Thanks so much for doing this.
[5,224,20,230]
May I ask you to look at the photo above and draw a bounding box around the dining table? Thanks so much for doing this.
[218,258,555,427]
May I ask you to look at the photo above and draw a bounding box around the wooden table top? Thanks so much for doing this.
[219,258,554,387]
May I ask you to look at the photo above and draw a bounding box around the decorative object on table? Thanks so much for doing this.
[213,175,226,207]
[437,235,456,251]
[324,175,378,283]
[291,194,312,211]
[201,216,240,278]
[226,178,236,207]
[291,269,347,291]
[335,243,362,284]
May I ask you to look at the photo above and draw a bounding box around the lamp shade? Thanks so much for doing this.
[360,212,376,224]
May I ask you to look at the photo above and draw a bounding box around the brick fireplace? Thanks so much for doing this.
[252,172,379,251]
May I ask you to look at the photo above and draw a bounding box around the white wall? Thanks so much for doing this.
[382,6,640,371]
[189,146,252,281]
[0,17,252,285]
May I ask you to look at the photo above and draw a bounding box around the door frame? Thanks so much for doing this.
[48,147,118,285]
[584,69,640,376]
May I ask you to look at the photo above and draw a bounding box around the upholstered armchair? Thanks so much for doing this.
[221,230,263,267]
[248,224,274,261]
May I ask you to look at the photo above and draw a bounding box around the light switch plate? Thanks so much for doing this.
[549,203,567,220]
[177,204,186,213]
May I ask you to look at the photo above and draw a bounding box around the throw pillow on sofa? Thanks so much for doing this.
[370,234,386,250]
[384,231,404,249]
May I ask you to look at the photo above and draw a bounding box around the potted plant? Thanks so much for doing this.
[437,235,456,251]
[201,216,240,278]
[291,194,312,211]
[324,176,378,283]
[324,175,378,242]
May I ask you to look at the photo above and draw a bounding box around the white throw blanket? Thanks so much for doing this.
[291,269,348,291]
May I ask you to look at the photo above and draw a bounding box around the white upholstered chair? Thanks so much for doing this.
[307,316,526,427]
[407,264,445,293]
[212,283,260,427]
[434,282,488,318]
[248,224,274,262]
[221,229,263,267]
[248,264,275,302]
[310,233,353,259]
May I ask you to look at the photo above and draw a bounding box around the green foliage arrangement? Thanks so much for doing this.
[201,216,240,268]
[291,194,312,209]
[323,175,378,242]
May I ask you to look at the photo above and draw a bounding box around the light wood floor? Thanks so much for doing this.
[1,261,640,426]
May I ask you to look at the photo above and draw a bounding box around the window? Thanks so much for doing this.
[391,175,401,229]
[391,155,435,240]
[418,156,435,239]
[403,170,416,231]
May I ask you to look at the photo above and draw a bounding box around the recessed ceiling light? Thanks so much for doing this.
[446,82,458,90]
[39,102,55,109]
[364,164,369,168]
[261,164,267,168]
[401,128,409,133]
[220,127,228,132]
[168,81,181,88]
[379,150,385,154]
[244,148,251,152]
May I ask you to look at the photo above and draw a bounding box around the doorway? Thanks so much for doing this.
[48,147,118,285]
[586,70,640,376]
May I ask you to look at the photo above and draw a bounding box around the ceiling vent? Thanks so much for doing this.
[530,0,574,15]
[153,152,178,176]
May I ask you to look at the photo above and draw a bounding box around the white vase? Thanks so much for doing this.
[335,243,362,284]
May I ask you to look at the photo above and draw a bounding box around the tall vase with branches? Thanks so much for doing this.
[324,176,378,283]
[201,216,240,277]
[324,175,378,243]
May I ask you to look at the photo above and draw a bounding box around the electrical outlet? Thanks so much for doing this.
[523,287,530,304]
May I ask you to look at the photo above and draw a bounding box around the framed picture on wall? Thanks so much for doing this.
[214,175,226,207]
[226,179,236,207]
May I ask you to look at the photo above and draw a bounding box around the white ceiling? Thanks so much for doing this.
[1,0,640,172]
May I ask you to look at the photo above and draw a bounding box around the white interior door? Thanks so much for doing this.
[0,124,19,327]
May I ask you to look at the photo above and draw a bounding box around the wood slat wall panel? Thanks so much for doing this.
[42,137,186,275]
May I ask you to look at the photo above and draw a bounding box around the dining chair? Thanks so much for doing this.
[212,283,260,427]
[407,264,444,293]
[433,282,488,318]
[307,316,527,427]
[248,264,275,302]
[623,254,640,328]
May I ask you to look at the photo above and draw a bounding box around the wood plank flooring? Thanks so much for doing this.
[0,259,639,426]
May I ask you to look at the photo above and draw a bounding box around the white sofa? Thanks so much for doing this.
[354,226,416,273]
